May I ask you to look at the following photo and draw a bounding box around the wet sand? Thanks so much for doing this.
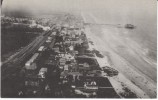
[82,12,157,98]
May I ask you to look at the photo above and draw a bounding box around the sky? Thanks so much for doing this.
[2,0,156,14]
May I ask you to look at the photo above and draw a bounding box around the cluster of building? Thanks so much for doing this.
[18,24,119,98]
[1,16,33,24]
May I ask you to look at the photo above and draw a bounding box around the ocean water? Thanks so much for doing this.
[90,0,157,61]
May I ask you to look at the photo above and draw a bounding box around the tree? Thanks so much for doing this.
[1,0,3,5]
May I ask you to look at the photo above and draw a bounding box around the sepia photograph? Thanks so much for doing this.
[1,0,157,98]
